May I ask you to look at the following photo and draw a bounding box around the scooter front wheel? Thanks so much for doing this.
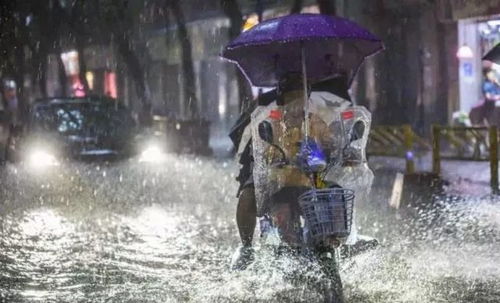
[319,251,344,303]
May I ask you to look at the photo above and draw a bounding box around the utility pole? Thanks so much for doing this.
[256,0,263,22]
[317,0,336,15]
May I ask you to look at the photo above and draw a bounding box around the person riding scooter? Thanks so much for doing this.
[231,74,358,270]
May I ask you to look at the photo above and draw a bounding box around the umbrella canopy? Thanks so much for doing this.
[483,43,500,63]
[222,13,383,87]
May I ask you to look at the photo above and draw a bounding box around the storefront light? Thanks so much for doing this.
[104,71,117,99]
[243,14,259,32]
[86,71,94,90]
[457,44,474,59]
[61,50,79,75]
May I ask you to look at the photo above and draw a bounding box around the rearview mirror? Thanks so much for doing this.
[258,121,274,144]
[258,120,288,165]
[350,121,365,142]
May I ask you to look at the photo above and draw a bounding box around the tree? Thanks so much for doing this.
[0,0,155,124]
[167,0,199,119]
[317,0,336,15]
[221,0,244,40]
[290,0,303,14]
[221,0,252,112]
[101,0,153,125]
[0,1,31,121]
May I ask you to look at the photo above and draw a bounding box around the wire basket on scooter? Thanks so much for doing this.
[299,188,354,242]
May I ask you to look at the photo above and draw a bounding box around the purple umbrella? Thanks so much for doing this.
[222,13,384,88]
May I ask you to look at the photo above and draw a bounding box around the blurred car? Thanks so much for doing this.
[10,96,138,165]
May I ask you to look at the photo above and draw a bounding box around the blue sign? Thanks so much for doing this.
[462,62,473,77]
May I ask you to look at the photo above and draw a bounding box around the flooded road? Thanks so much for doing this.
[1,155,499,302]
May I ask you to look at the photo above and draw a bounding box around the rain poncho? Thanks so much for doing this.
[232,77,352,195]
[250,89,373,245]
[251,89,354,212]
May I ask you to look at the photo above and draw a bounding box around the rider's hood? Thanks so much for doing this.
[309,91,352,125]
[281,89,352,125]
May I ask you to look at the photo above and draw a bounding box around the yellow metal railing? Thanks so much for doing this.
[367,124,430,174]
[368,124,499,193]
[432,125,499,194]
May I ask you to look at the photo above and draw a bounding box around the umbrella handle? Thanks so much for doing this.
[301,43,310,141]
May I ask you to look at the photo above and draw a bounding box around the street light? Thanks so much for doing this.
[457,44,474,59]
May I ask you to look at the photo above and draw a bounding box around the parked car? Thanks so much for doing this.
[9,96,138,166]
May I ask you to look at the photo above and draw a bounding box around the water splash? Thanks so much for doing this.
[0,155,499,302]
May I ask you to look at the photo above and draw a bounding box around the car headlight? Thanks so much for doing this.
[28,150,59,169]
[139,145,166,163]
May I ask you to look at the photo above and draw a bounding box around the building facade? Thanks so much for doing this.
[341,0,500,134]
